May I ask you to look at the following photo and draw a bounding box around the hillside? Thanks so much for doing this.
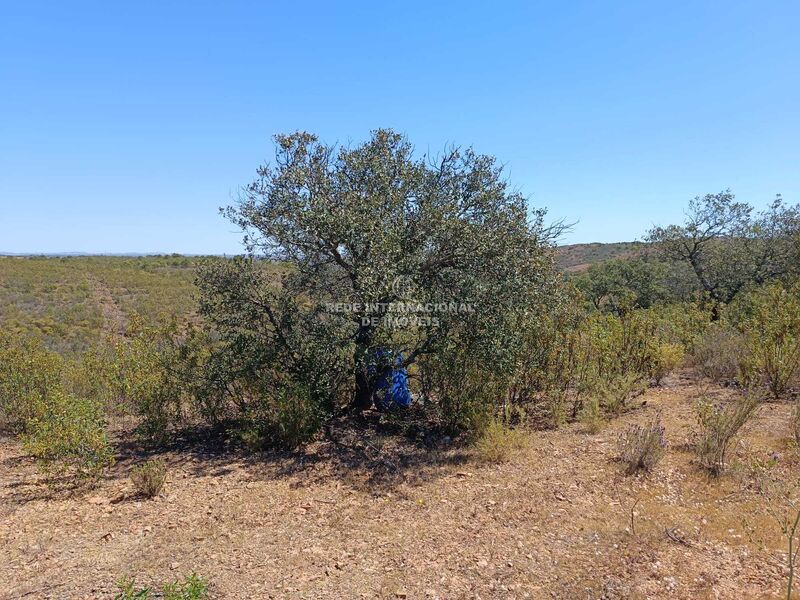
[555,241,644,272]
[0,255,201,350]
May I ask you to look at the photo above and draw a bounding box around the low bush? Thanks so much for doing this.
[0,332,114,484]
[264,381,324,449]
[162,573,209,600]
[112,318,183,443]
[474,420,527,463]
[692,325,747,384]
[695,391,760,475]
[741,283,800,399]
[115,573,208,600]
[22,390,114,483]
[579,395,605,433]
[592,371,647,417]
[130,458,167,498]
[651,342,685,385]
[617,417,667,474]
[422,351,499,435]
[507,296,585,429]
[0,334,64,432]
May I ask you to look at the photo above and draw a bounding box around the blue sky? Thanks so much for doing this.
[1,1,798,254]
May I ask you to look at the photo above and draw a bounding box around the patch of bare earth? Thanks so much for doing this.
[1,373,797,599]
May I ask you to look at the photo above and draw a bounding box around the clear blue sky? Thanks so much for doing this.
[2,1,798,254]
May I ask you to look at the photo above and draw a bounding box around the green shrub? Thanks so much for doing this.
[617,417,667,474]
[423,354,498,435]
[650,342,685,385]
[474,420,527,463]
[695,391,760,475]
[22,390,114,482]
[692,325,748,384]
[741,284,800,399]
[112,318,210,443]
[162,573,209,600]
[63,345,118,411]
[131,458,167,498]
[114,576,152,600]
[0,334,64,432]
[648,301,710,355]
[579,395,605,433]
[508,295,585,429]
[112,320,178,443]
[238,380,322,450]
[575,309,682,391]
[592,371,647,417]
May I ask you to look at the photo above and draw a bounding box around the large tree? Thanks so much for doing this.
[197,129,559,420]
[575,257,671,314]
[646,191,799,309]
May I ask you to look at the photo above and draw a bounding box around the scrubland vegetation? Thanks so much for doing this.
[2,131,800,598]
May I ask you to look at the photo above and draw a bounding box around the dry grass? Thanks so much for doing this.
[0,372,797,599]
[617,417,667,474]
[473,421,528,463]
[130,458,167,499]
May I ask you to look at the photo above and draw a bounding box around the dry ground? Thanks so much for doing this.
[2,372,799,599]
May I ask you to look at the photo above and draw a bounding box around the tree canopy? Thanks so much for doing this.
[197,129,560,423]
[646,191,799,307]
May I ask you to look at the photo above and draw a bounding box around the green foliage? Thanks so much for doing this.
[162,573,209,600]
[587,371,648,417]
[740,283,800,399]
[577,309,683,385]
[0,333,64,431]
[114,574,208,600]
[579,395,605,433]
[421,348,499,435]
[506,289,693,428]
[648,191,799,306]
[196,129,559,443]
[0,332,113,483]
[507,288,585,428]
[22,389,113,482]
[617,417,667,474]
[650,342,685,385]
[692,324,748,384]
[473,420,527,463]
[647,301,711,355]
[575,257,671,313]
[237,379,323,450]
[131,458,167,498]
[114,576,152,600]
[0,255,202,353]
[695,391,760,475]
[114,320,177,440]
[110,318,212,443]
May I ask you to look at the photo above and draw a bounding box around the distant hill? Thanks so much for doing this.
[555,241,644,272]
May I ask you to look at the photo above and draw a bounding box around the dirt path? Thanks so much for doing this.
[0,373,796,599]
[86,274,127,336]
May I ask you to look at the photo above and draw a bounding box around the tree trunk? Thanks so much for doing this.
[351,321,375,411]
[352,365,373,412]
[710,302,720,322]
